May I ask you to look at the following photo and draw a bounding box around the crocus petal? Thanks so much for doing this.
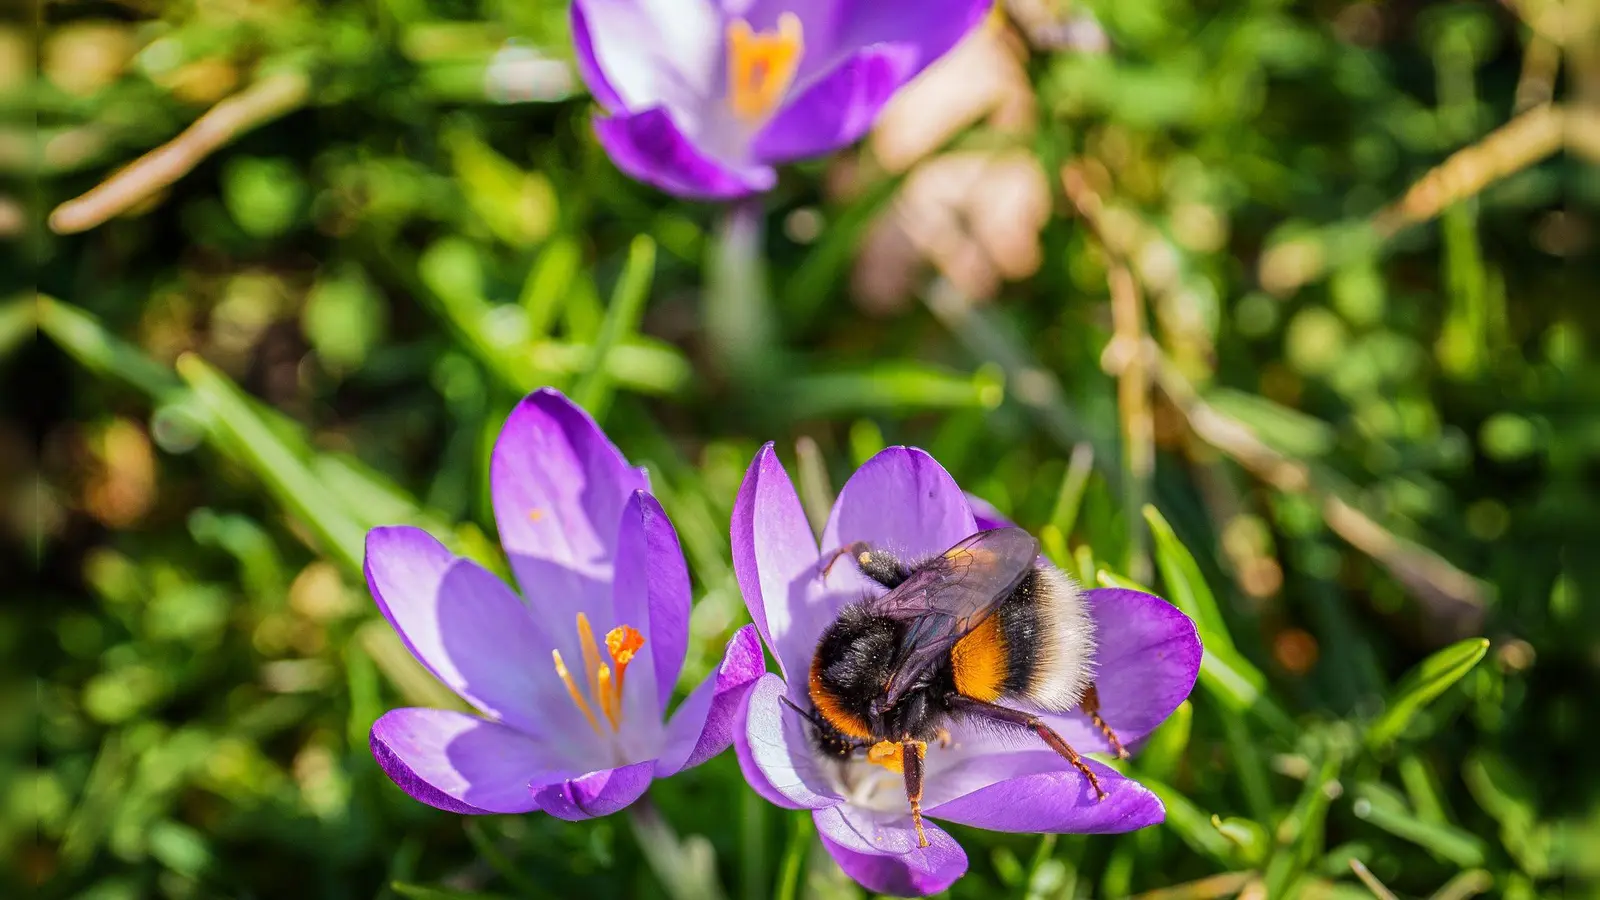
[490,388,646,625]
[834,0,992,81]
[965,492,1013,530]
[533,759,656,821]
[594,108,777,200]
[370,708,568,815]
[821,445,977,579]
[751,44,916,164]
[1038,588,1202,753]
[612,490,690,715]
[813,804,967,897]
[573,0,723,114]
[731,443,823,680]
[571,1,625,111]
[926,752,1164,833]
[734,673,844,809]
[366,526,568,738]
[656,625,766,776]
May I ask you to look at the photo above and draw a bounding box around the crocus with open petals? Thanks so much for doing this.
[730,445,1202,896]
[366,388,763,819]
[573,0,994,199]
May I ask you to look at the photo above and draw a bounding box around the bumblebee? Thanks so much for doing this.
[794,527,1126,847]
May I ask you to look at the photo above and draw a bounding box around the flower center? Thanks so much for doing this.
[833,754,911,812]
[551,613,645,734]
[725,13,803,121]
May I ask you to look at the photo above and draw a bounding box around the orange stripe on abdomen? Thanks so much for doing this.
[951,615,1008,701]
[809,659,873,740]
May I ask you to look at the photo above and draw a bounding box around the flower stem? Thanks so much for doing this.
[462,820,543,898]
[774,811,813,900]
[627,796,729,900]
[1019,833,1057,900]
[705,197,776,385]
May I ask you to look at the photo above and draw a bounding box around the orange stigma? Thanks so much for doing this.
[726,13,803,120]
[552,613,645,734]
[606,625,645,702]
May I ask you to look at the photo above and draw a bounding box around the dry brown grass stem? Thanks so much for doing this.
[1371,104,1565,238]
[49,70,310,235]
[1062,161,1153,582]
[1129,871,1258,900]
[1152,346,1489,638]
[1265,102,1578,295]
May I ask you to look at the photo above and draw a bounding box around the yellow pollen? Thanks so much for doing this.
[867,740,905,774]
[726,13,804,120]
[528,508,545,522]
[553,615,647,734]
[552,649,602,733]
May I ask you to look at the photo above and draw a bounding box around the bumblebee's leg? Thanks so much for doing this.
[901,739,929,848]
[1079,684,1128,759]
[946,695,1108,801]
[820,542,912,588]
[820,541,868,579]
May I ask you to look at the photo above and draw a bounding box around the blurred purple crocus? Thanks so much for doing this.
[730,445,1202,896]
[365,388,763,820]
[572,0,994,199]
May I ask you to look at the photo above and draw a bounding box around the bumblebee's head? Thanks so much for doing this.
[808,604,898,739]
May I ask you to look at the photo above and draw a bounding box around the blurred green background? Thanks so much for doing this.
[8,0,1600,897]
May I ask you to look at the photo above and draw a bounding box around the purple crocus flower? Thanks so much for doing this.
[365,388,764,819]
[730,445,1203,896]
[572,0,994,199]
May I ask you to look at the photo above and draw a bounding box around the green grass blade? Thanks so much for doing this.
[391,883,511,900]
[573,234,656,418]
[177,354,366,574]
[785,362,1003,418]
[1145,504,1235,653]
[1137,776,1235,865]
[1223,712,1274,825]
[1136,699,1191,782]
[1263,743,1344,896]
[794,436,834,538]
[773,810,811,900]
[1199,648,1297,739]
[37,296,181,400]
[1366,638,1489,750]
[1049,443,1095,540]
[1351,783,1487,866]
[518,235,582,340]
[0,295,33,359]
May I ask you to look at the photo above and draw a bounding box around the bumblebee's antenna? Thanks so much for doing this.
[779,695,825,728]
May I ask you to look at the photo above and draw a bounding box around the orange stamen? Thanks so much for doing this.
[576,612,603,714]
[552,649,602,734]
[554,616,646,734]
[726,13,804,120]
[597,662,620,730]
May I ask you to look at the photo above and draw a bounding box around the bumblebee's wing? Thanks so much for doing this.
[869,527,1040,709]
